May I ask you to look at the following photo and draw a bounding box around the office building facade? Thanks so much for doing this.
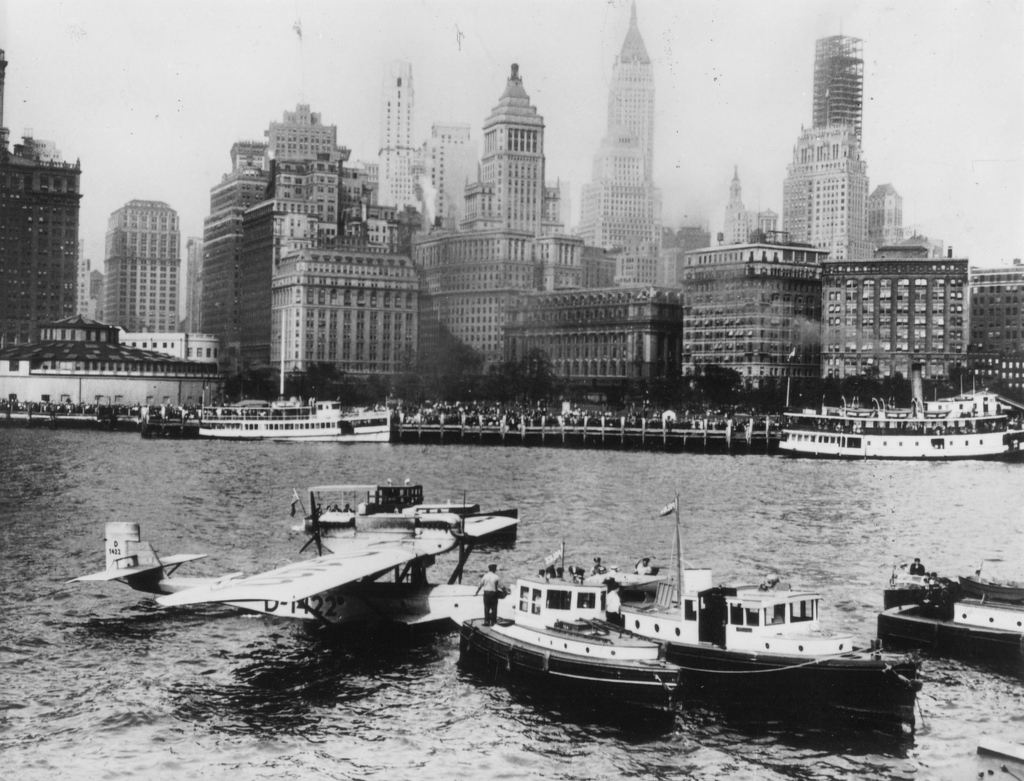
[969,259,1024,356]
[682,237,828,383]
[821,245,968,379]
[867,183,902,249]
[378,61,417,211]
[103,200,180,333]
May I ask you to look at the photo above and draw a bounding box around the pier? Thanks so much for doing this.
[394,417,780,454]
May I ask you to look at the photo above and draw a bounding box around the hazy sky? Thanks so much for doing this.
[2,0,1022,288]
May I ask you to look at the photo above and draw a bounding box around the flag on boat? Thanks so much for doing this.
[290,488,301,517]
[659,498,678,517]
[544,542,564,568]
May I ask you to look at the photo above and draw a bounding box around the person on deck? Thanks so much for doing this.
[590,557,607,576]
[605,580,623,626]
[635,557,654,575]
[909,558,926,576]
[475,564,505,626]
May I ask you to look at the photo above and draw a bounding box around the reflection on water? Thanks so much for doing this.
[1,429,1022,780]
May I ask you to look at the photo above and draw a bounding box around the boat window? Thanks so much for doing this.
[745,608,760,626]
[684,599,697,621]
[769,604,786,625]
[790,599,815,623]
[546,590,572,610]
[729,603,743,624]
[519,585,530,613]
[576,591,596,610]
[847,437,862,448]
[532,588,543,615]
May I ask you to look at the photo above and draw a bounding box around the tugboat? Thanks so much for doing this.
[621,498,922,734]
[878,574,1024,672]
[459,576,681,715]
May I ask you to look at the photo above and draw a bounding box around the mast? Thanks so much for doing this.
[279,307,286,397]
[674,492,683,622]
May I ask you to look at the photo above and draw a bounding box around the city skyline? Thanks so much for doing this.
[2,0,1021,278]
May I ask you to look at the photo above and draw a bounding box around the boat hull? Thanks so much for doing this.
[877,604,1024,671]
[661,642,919,734]
[458,620,680,714]
[958,576,1024,604]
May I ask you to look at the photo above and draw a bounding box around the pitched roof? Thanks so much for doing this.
[619,3,651,64]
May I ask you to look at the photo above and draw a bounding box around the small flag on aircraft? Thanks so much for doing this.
[659,498,678,517]
[544,543,564,568]
[290,488,301,517]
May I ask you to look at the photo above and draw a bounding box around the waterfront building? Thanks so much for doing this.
[184,237,203,332]
[821,245,968,379]
[0,315,221,406]
[969,259,1024,356]
[682,236,828,383]
[270,241,418,376]
[201,140,270,369]
[414,64,583,367]
[868,184,902,249]
[421,122,477,229]
[782,35,870,262]
[578,5,661,263]
[121,330,220,367]
[505,286,683,382]
[103,200,180,333]
[0,49,82,347]
[378,61,417,211]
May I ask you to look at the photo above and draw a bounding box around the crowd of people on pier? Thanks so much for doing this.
[396,401,779,433]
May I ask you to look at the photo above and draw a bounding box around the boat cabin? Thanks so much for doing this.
[311,483,425,517]
[625,573,855,656]
[512,577,607,630]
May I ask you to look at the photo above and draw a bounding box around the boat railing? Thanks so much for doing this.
[784,418,1006,435]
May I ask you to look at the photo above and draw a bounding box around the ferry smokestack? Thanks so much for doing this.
[911,363,924,405]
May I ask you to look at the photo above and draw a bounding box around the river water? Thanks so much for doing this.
[0,429,1021,780]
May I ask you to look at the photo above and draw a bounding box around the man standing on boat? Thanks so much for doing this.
[476,564,505,626]
[909,558,926,576]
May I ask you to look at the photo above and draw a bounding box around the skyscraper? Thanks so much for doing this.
[0,49,82,346]
[723,167,777,245]
[184,237,203,332]
[812,36,864,138]
[867,184,903,249]
[414,64,581,367]
[103,200,180,333]
[782,35,870,261]
[378,61,417,211]
[578,3,661,277]
[421,122,477,229]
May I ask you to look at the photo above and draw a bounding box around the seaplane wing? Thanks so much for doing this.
[70,553,208,583]
[156,546,418,608]
[460,514,518,539]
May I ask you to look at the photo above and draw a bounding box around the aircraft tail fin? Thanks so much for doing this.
[70,522,206,593]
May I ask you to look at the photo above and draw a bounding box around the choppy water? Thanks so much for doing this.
[0,429,1021,780]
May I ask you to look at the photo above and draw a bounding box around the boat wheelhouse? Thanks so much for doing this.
[780,392,1024,460]
[199,400,391,442]
[459,576,681,715]
[621,570,921,733]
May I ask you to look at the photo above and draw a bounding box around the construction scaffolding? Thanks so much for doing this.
[812,35,864,137]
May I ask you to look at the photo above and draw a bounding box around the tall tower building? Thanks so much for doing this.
[0,50,83,346]
[184,237,203,332]
[723,167,777,244]
[103,200,180,332]
[813,36,864,138]
[578,4,661,283]
[607,2,655,181]
[414,64,582,367]
[378,61,416,211]
[202,140,270,367]
[421,122,477,229]
[782,35,869,261]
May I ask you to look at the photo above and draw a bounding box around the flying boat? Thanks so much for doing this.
[73,491,519,630]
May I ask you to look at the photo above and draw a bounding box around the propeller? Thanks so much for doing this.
[299,490,324,556]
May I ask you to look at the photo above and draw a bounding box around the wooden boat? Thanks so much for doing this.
[958,574,1024,604]
[884,572,931,610]
[619,497,922,734]
[877,580,1024,672]
[459,577,681,715]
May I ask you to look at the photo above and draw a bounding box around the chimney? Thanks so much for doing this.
[947,247,953,258]
[1013,258,1021,266]
[911,363,924,405]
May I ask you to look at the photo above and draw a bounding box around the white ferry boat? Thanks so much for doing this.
[199,399,391,442]
[780,391,1024,460]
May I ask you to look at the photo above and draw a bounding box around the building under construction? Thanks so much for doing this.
[812,35,863,137]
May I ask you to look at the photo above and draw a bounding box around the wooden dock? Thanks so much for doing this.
[394,419,779,454]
